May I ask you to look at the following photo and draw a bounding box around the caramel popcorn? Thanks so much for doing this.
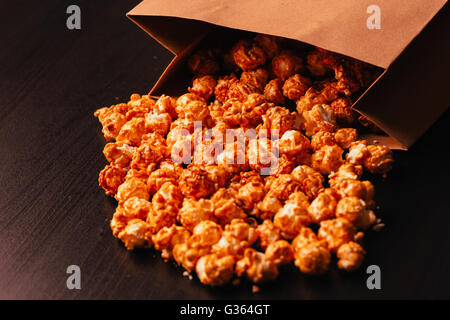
[256,219,282,250]
[99,164,126,196]
[152,225,190,259]
[117,219,152,250]
[307,188,338,223]
[95,31,394,288]
[235,248,279,283]
[188,75,217,100]
[336,241,366,271]
[178,197,216,231]
[196,253,235,286]
[265,240,294,266]
[272,51,303,81]
[232,39,266,71]
[318,218,356,252]
[261,77,284,104]
[282,74,312,101]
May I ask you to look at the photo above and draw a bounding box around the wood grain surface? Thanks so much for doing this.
[0,0,449,299]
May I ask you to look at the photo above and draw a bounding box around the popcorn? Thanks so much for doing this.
[318,218,356,252]
[152,225,190,259]
[98,164,126,196]
[282,74,312,101]
[337,241,366,271]
[95,32,394,287]
[196,253,235,286]
[231,39,266,71]
[235,248,279,283]
[264,78,285,104]
[311,144,344,175]
[188,75,217,100]
[117,219,152,250]
[178,197,216,231]
[265,240,294,266]
[256,219,282,250]
[271,51,303,81]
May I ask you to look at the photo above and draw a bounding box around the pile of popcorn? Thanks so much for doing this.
[94,34,394,287]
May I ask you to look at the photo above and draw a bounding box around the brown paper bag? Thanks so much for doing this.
[127,0,449,150]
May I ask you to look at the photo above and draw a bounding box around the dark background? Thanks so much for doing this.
[0,0,449,300]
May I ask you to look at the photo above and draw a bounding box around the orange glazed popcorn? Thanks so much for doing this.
[95,31,394,288]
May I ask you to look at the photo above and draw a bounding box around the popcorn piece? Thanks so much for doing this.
[293,241,331,275]
[145,111,172,136]
[116,177,149,203]
[256,220,282,250]
[282,74,312,101]
[237,181,265,212]
[265,174,303,202]
[192,220,223,246]
[328,163,363,186]
[196,253,235,286]
[214,74,239,103]
[179,165,216,199]
[311,144,344,175]
[273,191,311,239]
[175,93,210,122]
[308,189,339,223]
[265,240,294,266]
[302,104,337,137]
[331,97,356,127]
[264,78,285,105]
[122,196,152,220]
[103,142,135,169]
[272,51,303,81]
[318,218,356,252]
[147,161,183,195]
[334,128,357,149]
[331,179,375,206]
[188,75,217,100]
[116,117,147,146]
[260,106,300,138]
[98,164,126,196]
[346,140,369,165]
[336,196,376,229]
[152,225,190,259]
[279,130,311,160]
[291,165,325,200]
[178,198,216,231]
[337,241,366,271]
[364,144,394,175]
[240,68,269,92]
[254,34,279,59]
[254,194,283,220]
[211,188,247,226]
[117,219,152,250]
[130,142,164,177]
[212,219,258,258]
[227,81,259,102]
[188,48,220,76]
[231,39,266,71]
[310,130,336,151]
[148,182,183,233]
[154,95,177,120]
[235,248,279,283]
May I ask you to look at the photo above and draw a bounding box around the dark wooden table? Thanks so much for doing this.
[1,0,449,300]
